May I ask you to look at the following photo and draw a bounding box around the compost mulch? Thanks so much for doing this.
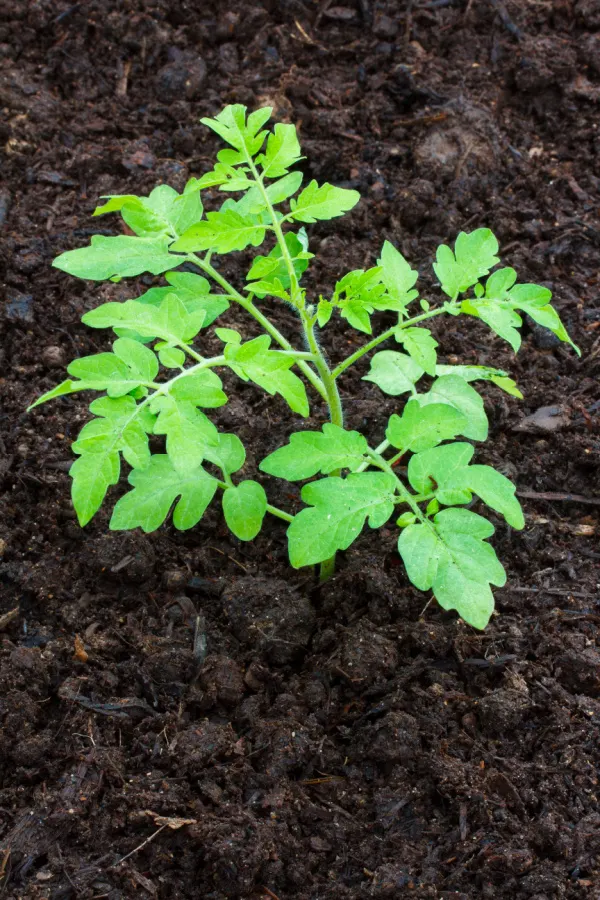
[1,1,599,897]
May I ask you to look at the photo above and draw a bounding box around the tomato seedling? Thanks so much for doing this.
[31,105,578,628]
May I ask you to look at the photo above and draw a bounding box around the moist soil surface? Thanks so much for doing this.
[1,1,600,897]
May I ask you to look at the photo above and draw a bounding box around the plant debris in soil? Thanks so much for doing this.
[1,1,599,897]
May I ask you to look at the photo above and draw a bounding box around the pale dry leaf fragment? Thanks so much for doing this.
[143,810,197,829]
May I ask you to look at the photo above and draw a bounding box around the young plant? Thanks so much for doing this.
[30,105,579,629]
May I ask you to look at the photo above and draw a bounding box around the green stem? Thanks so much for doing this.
[186,252,328,402]
[366,448,428,524]
[332,307,449,380]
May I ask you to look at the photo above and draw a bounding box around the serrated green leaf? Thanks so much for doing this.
[448,464,524,530]
[67,352,147,398]
[113,338,159,384]
[506,283,579,354]
[170,368,227,408]
[110,455,218,532]
[246,231,311,299]
[260,424,368,481]
[53,235,180,281]
[363,351,424,396]
[395,327,438,376]
[386,400,467,453]
[204,433,246,475]
[407,442,474,506]
[201,104,272,158]
[288,180,360,223]
[317,299,334,328]
[152,394,218,472]
[258,122,303,178]
[70,451,120,527]
[72,395,154,470]
[461,298,522,352]
[172,209,267,254]
[418,375,488,442]
[94,182,203,238]
[433,228,500,298]
[83,293,207,346]
[341,300,372,334]
[222,480,267,541]
[398,508,504,629]
[378,240,418,309]
[266,171,303,204]
[225,336,309,416]
[287,472,396,567]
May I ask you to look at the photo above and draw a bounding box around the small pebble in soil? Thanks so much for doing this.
[41,345,65,368]
[4,289,34,324]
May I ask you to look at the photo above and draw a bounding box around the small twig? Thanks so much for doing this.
[0,607,19,632]
[485,0,523,40]
[518,489,600,506]
[112,825,167,867]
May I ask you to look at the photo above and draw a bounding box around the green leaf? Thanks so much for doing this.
[397,511,417,527]
[398,506,505,629]
[433,228,500,298]
[28,379,89,410]
[448,464,525,530]
[225,336,309,416]
[490,375,523,399]
[260,424,368,481]
[266,171,303,205]
[434,363,523,399]
[258,122,303,178]
[418,375,488,442]
[395,327,438,376]
[287,473,396,568]
[83,293,207,346]
[170,369,227,408]
[222,480,267,541]
[201,104,272,158]
[288,180,360,223]
[158,346,186,368]
[53,235,180,281]
[363,351,424,396]
[113,338,159,384]
[461,298,522,352]
[94,182,203,238]
[386,400,467,453]
[246,231,312,299]
[506,283,579,354]
[110,455,218,532]
[378,241,418,309]
[407,442,474,506]
[204,433,246,475]
[72,395,154,470]
[70,452,120,528]
[151,394,219,472]
[317,299,334,328]
[67,352,149,398]
[341,300,373,334]
[215,327,242,344]
[172,209,267,254]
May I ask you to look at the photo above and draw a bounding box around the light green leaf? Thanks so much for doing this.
[287,472,396,568]
[395,327,438,376]
[113,338,159,384]
[260,424,368,481]
[215,327,242,344]
[449,464,525,530]
[317,299,334,328]
[363,351,424,396]
[407,442,475,499]
[418,375,488,441]
[67,352,146,398]
[71,451,120,528]
[94,182,203,238]
[83,293,207,346]
[171,209,267,254]
[378,240,418,309]
[506,283,579,354]
[158,346,186,368]
[398,507,505,629]
[72,395,154,470]
[258,122,303,178]
[386,400,467,453]
[490,375,523,399]
[225,336,309,416]
[204,433,246,475]
[433,228,500,298]
[28,379,89,410]
[222,480,267,541]
[53,235,180,281]
[266,171,303,205]
[170,369,227,408]
[461,298,522,352]
[110,455,218,532]
[201,104,272,157]
[152,395,218,472]
[288,180,360,223]
[246,231,312,298]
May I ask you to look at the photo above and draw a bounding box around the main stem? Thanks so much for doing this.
[247,157,344,581]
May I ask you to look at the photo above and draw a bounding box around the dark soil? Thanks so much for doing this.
[1,1,600,897]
